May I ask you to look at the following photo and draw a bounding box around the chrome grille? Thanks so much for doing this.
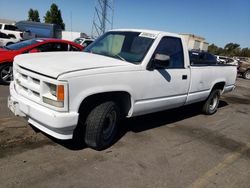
[14,67,41,102]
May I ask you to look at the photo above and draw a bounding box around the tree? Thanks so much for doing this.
[44,3,65,30]
[240,48,250,57]
[208,43,250,57]
[28,8,40,22]
[208,43,219,54]
[224,43,240,56]
[208,44,224,55]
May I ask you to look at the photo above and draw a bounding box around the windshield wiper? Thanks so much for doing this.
[88,51,127,62]
[114,54,126,61]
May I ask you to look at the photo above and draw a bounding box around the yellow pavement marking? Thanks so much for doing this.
[189,143,250,188]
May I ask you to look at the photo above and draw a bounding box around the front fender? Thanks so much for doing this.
[70,84,135,117]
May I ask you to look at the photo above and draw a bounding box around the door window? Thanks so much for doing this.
[8,34,16,39]
[52,43,68,51]
[153,37,184,68]
[0,32,10,39]
[37,42,69,52]
[69,45,81,51]
[4,25,18,31]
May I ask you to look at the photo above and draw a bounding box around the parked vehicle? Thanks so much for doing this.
[8,29,237,150]
[216,55,238,66]
[216,55,227,63]
[238,60,250,79]
[0,38,83,84]
[0,31,19,46]
[73,37,94,48]
[189,50,218,65]
[0,23,24,40]
[225,58,238,66]
[15,21,62,39]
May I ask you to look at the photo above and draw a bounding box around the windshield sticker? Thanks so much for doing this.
[36,39,44,42]
[139,32,157,39]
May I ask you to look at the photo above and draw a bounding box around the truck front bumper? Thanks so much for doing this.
[8,82,79,140]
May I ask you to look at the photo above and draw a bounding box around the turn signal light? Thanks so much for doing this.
[57,85,64,101]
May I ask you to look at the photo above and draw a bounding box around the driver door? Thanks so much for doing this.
[134,36,191,115]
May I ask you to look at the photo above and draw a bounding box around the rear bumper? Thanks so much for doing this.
[8,82,79,139]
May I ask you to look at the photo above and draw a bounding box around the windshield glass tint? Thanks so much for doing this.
[6,39,40,50]
[85,31,154,64]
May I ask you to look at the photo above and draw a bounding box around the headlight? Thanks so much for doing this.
[42,82,65,108]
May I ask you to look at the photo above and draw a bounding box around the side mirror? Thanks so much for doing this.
[29,48,40,53]
[155,54,170,62]
[147,54,170,70]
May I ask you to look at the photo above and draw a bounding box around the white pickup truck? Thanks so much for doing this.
[8,29,237,150]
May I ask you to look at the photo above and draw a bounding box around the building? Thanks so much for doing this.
[180,33,209,51]
[0,18,16,25]
[62,31,89,41]
[16,21,62,39]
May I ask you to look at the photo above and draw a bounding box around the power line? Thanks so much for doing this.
[91,0,114,38]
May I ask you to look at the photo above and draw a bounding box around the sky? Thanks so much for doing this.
[0,0,249,48]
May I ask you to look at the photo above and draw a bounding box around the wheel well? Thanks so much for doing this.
[78,91,132,117]
[0,62,12,67]
[212,82,225,91]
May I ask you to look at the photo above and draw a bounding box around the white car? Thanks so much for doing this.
[0,32,19,46]
[8,29,237,150]
[216,55,238,66]
[216,55,227,63]
[0,23,23,41]
[73,37,94,48]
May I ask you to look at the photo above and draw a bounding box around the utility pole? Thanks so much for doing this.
[91,0,114,38]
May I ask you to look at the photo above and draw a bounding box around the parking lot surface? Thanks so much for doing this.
[0,78,249,188]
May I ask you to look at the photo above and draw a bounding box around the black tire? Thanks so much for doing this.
[84,101,120,150]
[0,64,13,85]
[202,89,221,115]
[243,70,250,80]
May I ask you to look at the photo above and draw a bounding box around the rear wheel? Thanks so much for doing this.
[202,89,221,115]
[84,101,120,150]
[243,70,250,80]
[0,64,13,85]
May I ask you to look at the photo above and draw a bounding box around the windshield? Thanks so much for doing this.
[84,31,155,64]
[6,39,41,50]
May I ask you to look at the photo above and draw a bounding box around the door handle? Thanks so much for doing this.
[182,75,188,80]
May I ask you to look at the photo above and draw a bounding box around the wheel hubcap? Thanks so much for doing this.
[209,94,218,111]
[103,110,117,141]
[245,71,250,79]
[1,65,13,83]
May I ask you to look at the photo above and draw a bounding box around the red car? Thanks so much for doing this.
[0,38,83,84]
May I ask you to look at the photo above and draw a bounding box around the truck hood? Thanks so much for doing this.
[14,52,130,78]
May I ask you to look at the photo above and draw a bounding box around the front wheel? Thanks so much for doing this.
[243,70,250,80]
[202,89,221,115]
[84,101,120,150]
[0,64,13,85]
